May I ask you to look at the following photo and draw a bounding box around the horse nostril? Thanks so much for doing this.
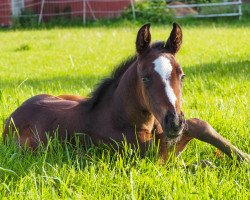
[164,111,185,137]
[165,111,178,125]
[171,119,180,131]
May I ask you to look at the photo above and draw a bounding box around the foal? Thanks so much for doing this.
[3,23,250,163]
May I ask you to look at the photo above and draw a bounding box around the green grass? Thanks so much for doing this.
[0,24,249,199]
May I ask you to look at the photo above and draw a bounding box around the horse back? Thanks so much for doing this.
[3,94,85,148]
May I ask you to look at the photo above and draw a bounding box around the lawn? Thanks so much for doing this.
[0,23,249,199]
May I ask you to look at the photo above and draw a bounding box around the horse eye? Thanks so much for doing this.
[181,74,185,82]
[142,76,151,83]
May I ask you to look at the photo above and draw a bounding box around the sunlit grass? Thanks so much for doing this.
[0,24,249,199]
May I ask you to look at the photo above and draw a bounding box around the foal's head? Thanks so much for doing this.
[136,23,185,138]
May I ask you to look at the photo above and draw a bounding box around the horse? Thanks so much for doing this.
[3,23,250,163]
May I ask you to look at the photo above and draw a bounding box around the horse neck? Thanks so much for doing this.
[112,61,152,126]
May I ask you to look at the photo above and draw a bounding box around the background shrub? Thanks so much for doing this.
[122,0,174,23]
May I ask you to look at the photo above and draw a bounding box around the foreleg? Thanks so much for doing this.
[182,118,250,163]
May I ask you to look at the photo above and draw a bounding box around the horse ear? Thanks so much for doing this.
[165,23,182,55]
[136,23,151,54]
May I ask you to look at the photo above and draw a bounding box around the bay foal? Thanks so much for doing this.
[4,23,249,163]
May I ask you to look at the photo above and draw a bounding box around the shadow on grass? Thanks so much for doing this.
[0,74,100,95]
[1,60,249,95]
[1,18,249,32]
[183,60,250,79]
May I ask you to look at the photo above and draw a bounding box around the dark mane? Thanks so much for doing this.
[86,41,165,110]
[85,56,137,109]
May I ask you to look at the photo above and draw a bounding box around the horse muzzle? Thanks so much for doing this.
[163,111,185,139]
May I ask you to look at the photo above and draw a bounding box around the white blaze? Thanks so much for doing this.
[153,56,177,107]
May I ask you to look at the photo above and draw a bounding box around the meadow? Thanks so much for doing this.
[0,23,249,199]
